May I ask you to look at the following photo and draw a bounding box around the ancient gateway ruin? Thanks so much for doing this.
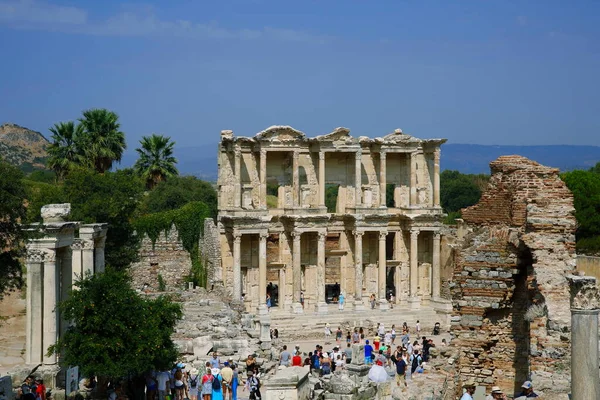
[216,126,447,314]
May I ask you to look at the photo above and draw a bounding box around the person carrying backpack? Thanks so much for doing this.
[187,369,199,400]
[211,369,223,399]
[244,371,261,400]
[410,350,423,374]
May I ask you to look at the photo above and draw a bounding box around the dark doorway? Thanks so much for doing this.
[325,282,341,304]
[267,282,279,307]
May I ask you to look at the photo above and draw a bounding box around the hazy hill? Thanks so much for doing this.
[121,143,600,181]
[0,123,49,172]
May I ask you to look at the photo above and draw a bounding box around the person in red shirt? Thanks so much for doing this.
[291,352,302,366]
[35,379,46,400]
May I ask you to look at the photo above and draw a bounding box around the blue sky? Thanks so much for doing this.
[1,0,599,149]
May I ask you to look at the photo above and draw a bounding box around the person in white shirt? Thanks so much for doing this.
[156,371,170,400]
[460,381,476,400]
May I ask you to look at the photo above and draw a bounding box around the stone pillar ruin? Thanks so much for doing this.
[355,151,362,206]
[433,149,441,207]
[258,232,268,314]
[234,145,241,208]
[354,230,365,311]
[432,232,441,299]
[233,232,242,301]
[260,149,267,209]
[315,231,328,313]
[25,204,108,371]
[292,151,299,207]
[409,229,420,309]
[379,151,386,207]
[318,151,325,207]
[291,231,303,313]
[378,230,389,310]
[568,275,600,400]
[410,152,418,206]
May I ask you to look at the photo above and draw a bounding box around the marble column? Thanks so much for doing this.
[258,232,268,314]
[81,239,95,276]
[432,232,441,299]
[26,249,44,364]
[355,151,362,206]
[260,149,267,209]
[43,248,58,364]
[71,240,83,287]
[292,151,299,207]
[378,230,389,310]
[60,247,73,336]
[94,236,106,273]
[353,230,365,311]
[379,151,387,207]
[291,231,303,313]
[410,152,418,207]
[315,231,328,313]
[234,146,241,208]
[319,151,326,207]
[409,229,420,309]
[569,278,600,400]
[233,232,242,301]
[433,149,441,207]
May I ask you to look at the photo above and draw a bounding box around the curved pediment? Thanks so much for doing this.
[255,125,306,142]
[315,127,351,141]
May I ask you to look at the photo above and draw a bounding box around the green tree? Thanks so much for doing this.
[78,109,126,173]
[562,170,600,252]
[47,121,86,180]
[49,269,182,381]
[590,161,600,175]
[23,180,65,223]
[0,158,27,299]
[141,176,217,218]
[134,134,179,189]
[440,170,484,214]
[64,168,144,269]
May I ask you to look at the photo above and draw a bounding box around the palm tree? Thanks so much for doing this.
[47,121,87,180]
[134,134,178,189]
[78,108,126,173]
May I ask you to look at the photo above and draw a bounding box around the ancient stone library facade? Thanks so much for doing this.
[215,126,447,313]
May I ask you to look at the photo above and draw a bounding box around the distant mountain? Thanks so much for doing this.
[0,123,49,172]
[442,144,600,174]
[121,143,600,181]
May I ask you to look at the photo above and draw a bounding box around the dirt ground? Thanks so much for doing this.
[0,290,26,374]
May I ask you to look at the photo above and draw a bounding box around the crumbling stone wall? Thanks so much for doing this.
[451,156,576,396]
[203,218,222,286]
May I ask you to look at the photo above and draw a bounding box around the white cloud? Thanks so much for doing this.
[0,0,329,44]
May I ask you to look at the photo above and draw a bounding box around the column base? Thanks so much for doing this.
[408,297,421,310]
[354,300,366,311]
[258,314,272,344]
[378,299,389,311]
[315,302,329,314]
[291,302,304,314]
[257,304,269,315]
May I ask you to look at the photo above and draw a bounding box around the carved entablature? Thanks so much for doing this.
[568,275,600,310]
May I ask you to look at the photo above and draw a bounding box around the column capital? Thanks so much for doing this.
[233,232,242,244]
[42,248,56,263]
[318,231,327,241]
[319,151,325,160]
[434,148,441,158]
[292,231,302,240]
[81,239,95,250]
[26,249,46,263]
[355,150,362,160]
[234,145,241,157]
[71,239,84,250]
[95,236,107,249]
[569,278,600,310]
[293,151,299,160]
[259,231,269,240]
[352,230,365,238]
[410,151,418,159]
[434,232,441,240]
[260,148,267,157]
[410,229,420,239]
[379,230,388,240]
[380,150,386,160]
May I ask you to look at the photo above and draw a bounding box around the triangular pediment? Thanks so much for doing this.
[316,127,351,142]
[255,125,306,141]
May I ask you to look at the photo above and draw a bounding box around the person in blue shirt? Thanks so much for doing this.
[460,381,476,400]
[515,381,538,398]
[364,340,373,364]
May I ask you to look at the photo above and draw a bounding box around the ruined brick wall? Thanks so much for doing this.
[451,156,576,396]
[130,225,192,291]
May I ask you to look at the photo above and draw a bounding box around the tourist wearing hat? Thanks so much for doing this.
[515,381,538,398]
[460,380,476,400]
[486,386,507,400]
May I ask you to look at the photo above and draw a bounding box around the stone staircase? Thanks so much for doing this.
[268,305,447,341]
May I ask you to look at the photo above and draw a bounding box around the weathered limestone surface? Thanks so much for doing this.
[451,156,576,397]
[265,366,311,400]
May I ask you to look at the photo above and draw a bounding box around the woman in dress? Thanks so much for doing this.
[211,369,223,400]
[187,368,199,400]
[200,369,213,400]
[231,364,239,400]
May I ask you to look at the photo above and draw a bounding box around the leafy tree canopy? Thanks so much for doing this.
[562,170,600,244]
[78,109,127,173]
[63,168,145,269]
[0,158,27,299]
[590,161,600,175]
[141,176,217,218]
[440,170,487,214]
[49,269,182,380]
